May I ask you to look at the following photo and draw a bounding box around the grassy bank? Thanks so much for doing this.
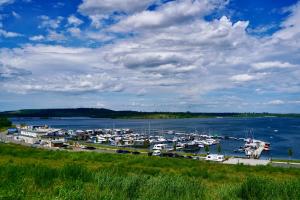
[0,143,300,199]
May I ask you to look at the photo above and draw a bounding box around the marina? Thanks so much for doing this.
[9,117,300,159]
[4,120,276,161]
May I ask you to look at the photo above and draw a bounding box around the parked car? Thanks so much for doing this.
[84,146,96,150]
[122,150,131,154]
[152,150,161,156]
[116,149,131,154]
[116,149,124,153]
[161,152,174,157]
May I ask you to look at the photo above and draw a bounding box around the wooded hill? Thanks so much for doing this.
[0,108,299,119]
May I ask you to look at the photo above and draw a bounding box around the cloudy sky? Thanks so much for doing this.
[0,0,300,112]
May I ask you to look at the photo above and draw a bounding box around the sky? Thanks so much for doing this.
[0,0,300,113]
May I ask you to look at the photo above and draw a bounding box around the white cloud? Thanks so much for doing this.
[229,74,261,82]
[29,35,45,41]
[67,27,81,37]
[38,15,64,30]
[252,61,297,70]
[1,0,300,111]
[265,100,285,105]
[78,0,156,28]
[3,73,124,93]
[46,30,66,41]
[0,63,31,79]
[79,0,156,16]
[275,1,300,40]
[111,0,223,32]
[0,45,124,94]
[67,15,83,27]
[85,32,115,41]
[0,29,22,37]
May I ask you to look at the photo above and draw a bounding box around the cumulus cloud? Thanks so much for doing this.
[1,0,300,111]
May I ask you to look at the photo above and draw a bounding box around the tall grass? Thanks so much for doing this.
[237,176,300,200]
[0,143,300,199]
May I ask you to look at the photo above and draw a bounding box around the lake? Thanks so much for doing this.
[11,117,300,160]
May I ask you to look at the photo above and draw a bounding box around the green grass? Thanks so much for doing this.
[272,159,300,163]
[0,143,300,199]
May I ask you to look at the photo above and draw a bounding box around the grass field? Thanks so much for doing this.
[0,143,300,200]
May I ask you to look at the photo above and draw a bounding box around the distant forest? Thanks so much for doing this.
[0,108,299,119]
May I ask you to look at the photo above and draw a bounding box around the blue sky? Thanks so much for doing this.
[0,0,300,113]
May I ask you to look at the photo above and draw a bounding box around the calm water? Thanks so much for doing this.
[11,117,300,160]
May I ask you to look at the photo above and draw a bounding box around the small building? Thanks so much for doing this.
[18,125,64,144]
[51,140,64,148]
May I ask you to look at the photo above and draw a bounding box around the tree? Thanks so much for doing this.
[288,148,293,162]
[143,139,150,148]
[204,145,210,154]
[0,117,12,129]
[119,139,125,146]
[217,144,222,154]
[173,142,177,151]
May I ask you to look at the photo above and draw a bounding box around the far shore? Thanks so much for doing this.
[1,108,300,119]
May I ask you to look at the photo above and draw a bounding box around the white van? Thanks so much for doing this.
[205,154,225,162]
[153,144,167,150]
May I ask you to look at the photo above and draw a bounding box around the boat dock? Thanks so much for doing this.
[253,142,265,158]
[244,139,269,159]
